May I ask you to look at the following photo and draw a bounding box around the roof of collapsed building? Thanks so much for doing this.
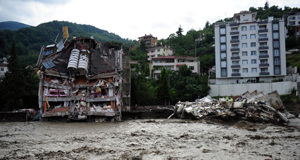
[37,36,122,79]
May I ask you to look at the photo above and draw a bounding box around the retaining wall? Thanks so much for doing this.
[209,81,297,96]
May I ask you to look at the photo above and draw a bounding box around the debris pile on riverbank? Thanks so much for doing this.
[174,90,296,124]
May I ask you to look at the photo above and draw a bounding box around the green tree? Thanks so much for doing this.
[264,1,269,10]
[0,41,26,111]
[199,54,215,75]
[156,67,171,106]
[170,65,210,103]
[176,25,183,37]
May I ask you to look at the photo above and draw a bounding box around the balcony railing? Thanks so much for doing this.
[230,23,239,26]
[259,63,269,67]
[231,56,240,60]
[259,54,269,58]
[230,39,239,43]
[260,72,270,75]
[258,29,268,32]
[230,31,239,35]
[258,38,268,41]
[231,48,240,51]
[231,65,240,68]
[259,46,269,50]
[231,73,241,76]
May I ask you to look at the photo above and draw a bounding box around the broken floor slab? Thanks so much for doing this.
[174,90,297,125]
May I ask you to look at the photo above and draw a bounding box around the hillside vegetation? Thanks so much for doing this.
[0,21,31,31]
[0,21,137,65]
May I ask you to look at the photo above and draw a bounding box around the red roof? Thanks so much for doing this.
[152,56,197,60]
[130,60,139,64]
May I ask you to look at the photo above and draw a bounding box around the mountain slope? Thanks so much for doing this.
[0,21,31,31]
[0,20,137,65]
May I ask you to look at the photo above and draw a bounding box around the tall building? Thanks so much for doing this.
[138,34,157,48]
[214,11,286,84]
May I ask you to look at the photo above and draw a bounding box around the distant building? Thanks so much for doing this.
[138,34,157,48]
[150,56,200,79]
[147,45,174,61]
[214,10,286,84]
[0,58,8,80]
[286,9,300,38]
[0,63,7,80]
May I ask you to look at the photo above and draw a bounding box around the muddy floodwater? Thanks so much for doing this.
[0,119,300,160]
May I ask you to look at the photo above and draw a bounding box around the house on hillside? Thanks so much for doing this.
[147,45,174,61]
[0,57,8,80]
[214,10,286,85]
[138,34,157,48]
[150,56,200,79]
[286,9,300,39]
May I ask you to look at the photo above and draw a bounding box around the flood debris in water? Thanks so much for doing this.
[174,90,296,125]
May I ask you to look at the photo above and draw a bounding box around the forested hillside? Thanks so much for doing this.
[0,21,137,65]
[0,21,31,31]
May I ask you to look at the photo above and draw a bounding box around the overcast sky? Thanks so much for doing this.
[0,0,299,40]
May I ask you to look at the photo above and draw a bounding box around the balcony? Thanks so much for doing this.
[260,72,270,75]
[230,39,239,43]
[231,56,240,60]
[231,65,240,68]
[259,63,269,67]
[230,23,239,26]
[231,73,241,76]
[258,29,268,33]
[230,31,239,35]
[258,38,268,41]
[258,21,268,24]
[259,54,269,58]
[259,46,269,50]
[221,57,227,60]
[231,48,240,51]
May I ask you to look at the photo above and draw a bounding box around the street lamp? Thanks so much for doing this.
[195,33,205,57]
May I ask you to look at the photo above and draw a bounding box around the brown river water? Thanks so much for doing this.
[0,119,299,160]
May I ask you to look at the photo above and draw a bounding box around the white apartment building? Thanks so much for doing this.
[214,11,286,84]
[287,10,300,26]
[286,10,300,38]
[150,56,200,79]
[147,45,174,61]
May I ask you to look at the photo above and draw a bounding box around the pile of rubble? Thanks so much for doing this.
[174,90,296,124]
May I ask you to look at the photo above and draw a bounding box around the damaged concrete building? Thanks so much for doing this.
[36,36,123,121]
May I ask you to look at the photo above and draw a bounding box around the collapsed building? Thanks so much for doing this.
[36,36,123,121]
[174,90,296,124]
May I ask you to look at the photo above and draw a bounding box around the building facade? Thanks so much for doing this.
[138,34,157,48]
[147,45,174,61]
[150,56,200,79]
[286,10,300,38]
[0,63,7,80]
[214,11,286,84]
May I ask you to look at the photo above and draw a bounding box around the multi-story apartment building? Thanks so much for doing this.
[147,45,174,61]
[214,11,286,84]
[286,10,300,38]
[138,34,157,48]
[150,56,200,79]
